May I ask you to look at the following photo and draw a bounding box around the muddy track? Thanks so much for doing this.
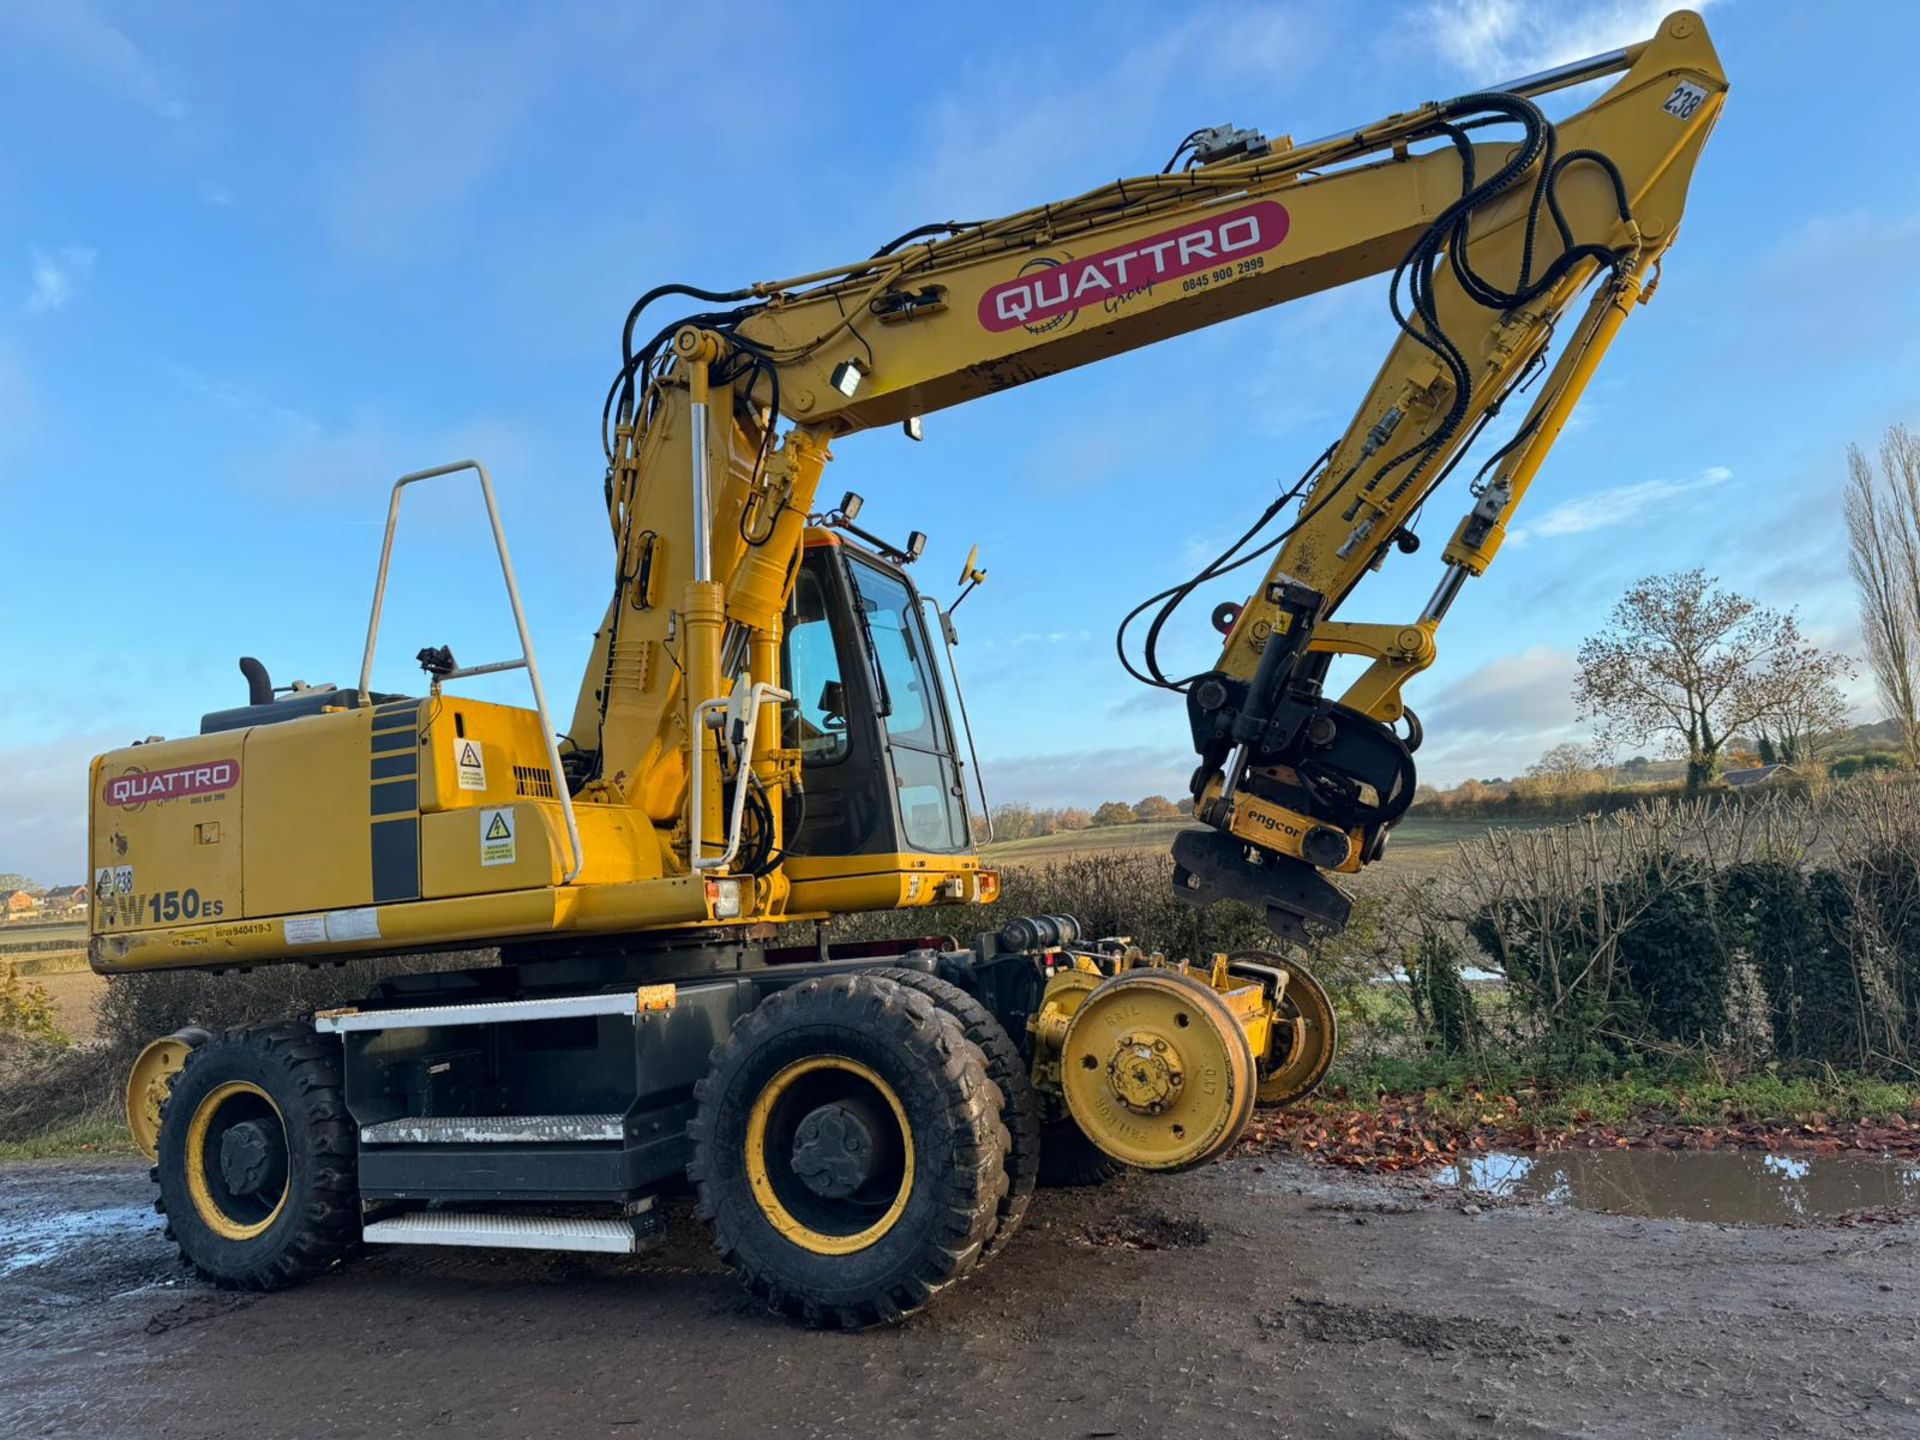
[2,1156,1916,1439]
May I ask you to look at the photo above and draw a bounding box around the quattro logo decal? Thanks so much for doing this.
[104,759,239,808]
[977,201,1289,333]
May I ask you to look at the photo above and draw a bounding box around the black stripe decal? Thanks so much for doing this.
[375,700,418,717]
[370,817,420,902]
[370,751,417,780]
[370,778,417,816]
[371,728,416,753]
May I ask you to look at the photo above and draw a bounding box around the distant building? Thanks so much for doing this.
[1,889,41,919]
[39,884,88,913]
[1721,763,1799,790]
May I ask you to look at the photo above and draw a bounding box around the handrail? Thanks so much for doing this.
[358,460,584,885]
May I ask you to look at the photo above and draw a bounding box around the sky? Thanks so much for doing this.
[3,0,1919,880]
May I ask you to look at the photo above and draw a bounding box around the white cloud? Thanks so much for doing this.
[1410,644,1584,783]
[25,246,96,313]
[1421,0,1715,80]
[1512,463,1730,541]
[1,1,189,126]
[903,6,1322,219]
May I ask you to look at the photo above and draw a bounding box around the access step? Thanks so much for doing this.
[360,1114,625,1146]
[362,1207,661,1254]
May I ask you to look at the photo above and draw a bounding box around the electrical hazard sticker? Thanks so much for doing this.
[453,738,487,791]
[480,807,516,866]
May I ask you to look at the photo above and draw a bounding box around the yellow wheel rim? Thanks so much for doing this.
[185,1080,290,1242]
[745,1056,915,1256]
[1248,957,1339,1108]
[125,1035,195,1163]
[1059,969,1255,1172]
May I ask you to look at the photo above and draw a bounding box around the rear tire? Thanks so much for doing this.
[154,1022,358,1290]
[1037,1116,1122,1189]
[688,973,1008,1328]
[869,967,1039,1258]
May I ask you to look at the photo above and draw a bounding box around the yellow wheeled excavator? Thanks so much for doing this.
[94,14,1725,1325]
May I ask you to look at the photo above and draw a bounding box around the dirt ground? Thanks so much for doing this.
[2,1154,1915,1440]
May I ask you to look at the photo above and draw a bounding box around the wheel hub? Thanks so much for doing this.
[1106,1033,1184,1114]
[790,1101,880,1200]
[219,1118,287,1199]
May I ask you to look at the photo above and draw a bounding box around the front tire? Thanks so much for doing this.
[154,1022,358,1290]
[688,973,1008,1328]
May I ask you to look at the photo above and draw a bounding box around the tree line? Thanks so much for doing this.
[988,794,1192,841]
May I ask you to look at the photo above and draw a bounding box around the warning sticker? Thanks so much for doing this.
[285,915,327,945]
[94,866,114,897]
[480,807,516,866]
[453,738,487,792]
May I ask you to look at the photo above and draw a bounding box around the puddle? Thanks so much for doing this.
[1433,1148,1920,1224]
[0,1205,164,1273]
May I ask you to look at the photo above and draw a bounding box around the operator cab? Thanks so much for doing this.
[781,516,978,860]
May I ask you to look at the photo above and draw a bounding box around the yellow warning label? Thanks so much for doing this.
[479,806,516,866]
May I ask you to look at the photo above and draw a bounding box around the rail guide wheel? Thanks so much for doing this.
[689,973,1010,1328]
[1238,954,1339,1108]
[125,1026,211,1162]
[1058,968,1257,1172]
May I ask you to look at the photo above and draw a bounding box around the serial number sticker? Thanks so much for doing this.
[214,921,274,940]
[1661,80,1708,120]
[324,907,381,943]
[285,915,327,945]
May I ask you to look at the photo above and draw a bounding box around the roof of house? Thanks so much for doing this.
[0,888,39,906]
[1722,763,1797,788]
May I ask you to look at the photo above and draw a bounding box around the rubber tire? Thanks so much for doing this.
[869,967,1038,1259]
[688,973,1008,1328]
[153,1022,358,1291]
[1037,1116,1122,1189]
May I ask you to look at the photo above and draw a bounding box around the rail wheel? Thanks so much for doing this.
[868,968,1038,1258]
[1058,968,1257,1172]
[153,1022,359,1290]
[125,1025,211,1162]
[1241,954,1339,1108]
[688,973,1008,1328]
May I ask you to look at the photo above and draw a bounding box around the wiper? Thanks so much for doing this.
[846,568,893,718]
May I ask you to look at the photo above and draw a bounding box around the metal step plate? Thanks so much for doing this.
[360,1114,624,1146]
[362,1210,647,1254]
[315,987,663,1034]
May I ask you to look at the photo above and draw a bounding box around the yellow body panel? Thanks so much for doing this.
[241,708,375,917]
[90,734,245,933]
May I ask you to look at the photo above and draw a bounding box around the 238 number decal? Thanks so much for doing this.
[1661,81,1708,121]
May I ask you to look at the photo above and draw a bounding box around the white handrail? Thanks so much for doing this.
[358,460,584,885]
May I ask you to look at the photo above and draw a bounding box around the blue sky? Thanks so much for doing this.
[4,0,1919,879]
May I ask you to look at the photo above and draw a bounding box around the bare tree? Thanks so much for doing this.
[1526,741,1599,794]
[1575,570,1853,791]
[1845,425,1920,768]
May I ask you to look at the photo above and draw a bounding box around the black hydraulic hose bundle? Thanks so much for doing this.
[1113,92,1636,695]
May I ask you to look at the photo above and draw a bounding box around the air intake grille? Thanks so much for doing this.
[514,765,557,798]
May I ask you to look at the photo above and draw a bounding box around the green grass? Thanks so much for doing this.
[0,1110,135,1163]
[1335,1054,1920,1133]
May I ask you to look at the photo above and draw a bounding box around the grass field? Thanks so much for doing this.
[979,814,1521,878]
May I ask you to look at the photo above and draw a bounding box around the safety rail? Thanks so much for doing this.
[357,459,584,884]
